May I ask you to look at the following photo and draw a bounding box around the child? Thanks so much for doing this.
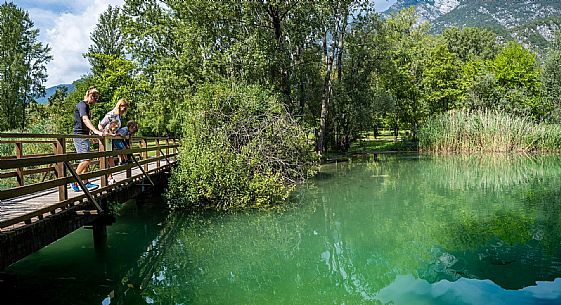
[103,119,119,136]
[114,120,139,165]
[101,119,119,185]
[98,99,128,184]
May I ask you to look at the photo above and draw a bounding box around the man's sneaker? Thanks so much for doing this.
[85,183,99,191]
[71,182,80,192]
[108,177,116,185]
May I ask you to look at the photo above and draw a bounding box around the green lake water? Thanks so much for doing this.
[3,154,561,304]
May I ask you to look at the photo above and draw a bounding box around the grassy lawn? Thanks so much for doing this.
[324,131,418,161]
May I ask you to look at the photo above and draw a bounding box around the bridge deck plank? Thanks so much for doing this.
[0,160,172,229]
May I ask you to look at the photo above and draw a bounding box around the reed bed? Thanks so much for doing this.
[418,109,561,153]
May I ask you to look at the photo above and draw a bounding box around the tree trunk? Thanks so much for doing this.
[298,44,305,115]
[318,64,333,154]
[336,12,348,82]
[268,4,292,105]
[318,23,338,154]
[268,5,282,42]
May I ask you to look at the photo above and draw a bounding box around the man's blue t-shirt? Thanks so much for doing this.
[73,100,90,135]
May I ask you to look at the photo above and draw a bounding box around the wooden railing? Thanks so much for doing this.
[0,133,179,228]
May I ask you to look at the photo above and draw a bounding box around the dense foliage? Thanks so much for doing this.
[167,84,316,209]
[0,2,51,131]
[6,1,561,207]
[19,2,561,147]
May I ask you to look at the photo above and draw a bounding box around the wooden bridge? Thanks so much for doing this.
[0,133,179,270]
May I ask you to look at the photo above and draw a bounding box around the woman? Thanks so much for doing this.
[99,98,128,132]
[98,98,128,185]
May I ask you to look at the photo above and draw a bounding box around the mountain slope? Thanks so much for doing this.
[387,0,460,22]
[386,0,561,52]
[34,84,75,105]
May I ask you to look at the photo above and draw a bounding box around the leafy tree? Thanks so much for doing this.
[87,54,138,121]
[112,2,554,157]
[317,0,370,153]
[488,42,544,119]
[84,5,141,131]
[490,42,540,92]
[345,13,394,140]
[0,2,51,131]
[542,32,561,122]
[443,27,499,61]
[422,44,464,114]
[462,65,502,110]
[121,0,327,135]
[324,11,384,150]
[167,83,317,210]
[42,86,69,133]
[376,8,430,138]
[85,5,124,74]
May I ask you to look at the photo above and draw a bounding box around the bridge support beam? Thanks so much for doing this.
[0,170,171,270]
[0,207,97,270]
[93,223,107,250]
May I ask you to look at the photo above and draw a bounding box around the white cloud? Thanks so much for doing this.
[27,8,58,41]
[39,0,124,87]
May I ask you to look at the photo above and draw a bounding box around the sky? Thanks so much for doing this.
[13,0,397,88]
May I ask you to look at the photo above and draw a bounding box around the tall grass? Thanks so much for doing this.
[418,109,561,153]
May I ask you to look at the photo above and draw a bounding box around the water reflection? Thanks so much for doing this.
[377,275,561,305]
[110,154,561,304]
[5,155,561,305]
[423,154,561,192]
[0,199,167,305]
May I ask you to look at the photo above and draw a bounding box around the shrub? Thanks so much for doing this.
[166,83,317,210]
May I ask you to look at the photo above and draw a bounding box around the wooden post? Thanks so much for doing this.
[141,138,148,172]
[159,148,172,169]
[166,138,170,164]
[126,137,132,179]
[55,137,67,202]
[93,223,107,250]
[15,142,24,186]
[65,160,103,213]
[98,138,107,187]
[131,154,155,186]
[156,139,161,169]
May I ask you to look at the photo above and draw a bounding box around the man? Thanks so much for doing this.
[72,87,103,191]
